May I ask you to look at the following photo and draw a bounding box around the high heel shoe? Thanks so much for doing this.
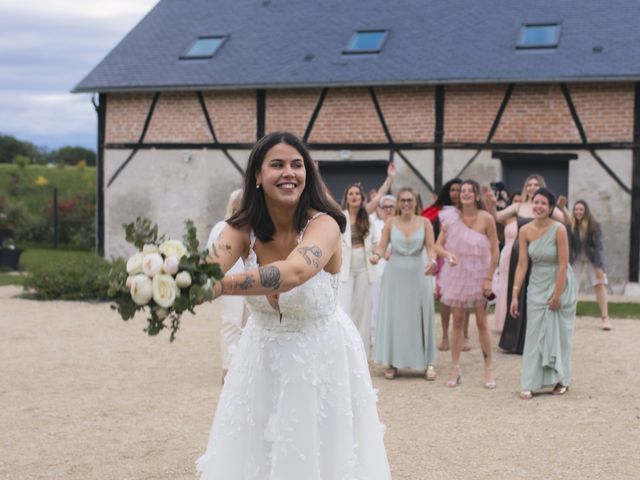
[384,367,398,380]
[484,367,496,390]
[425,365,437,381]
[446,365,461,388]
[552,384,569,395]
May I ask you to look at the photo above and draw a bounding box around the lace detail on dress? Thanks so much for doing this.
[197,212,391,479]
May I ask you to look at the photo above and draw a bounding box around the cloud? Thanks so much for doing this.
[0,0,158,150]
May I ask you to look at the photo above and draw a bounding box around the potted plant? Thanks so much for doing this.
[0,238,22,270]
[0,198,24,271]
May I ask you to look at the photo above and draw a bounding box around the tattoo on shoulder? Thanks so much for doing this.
[296,245,322,268]
[259,265,281,290]
[236,275,255,290]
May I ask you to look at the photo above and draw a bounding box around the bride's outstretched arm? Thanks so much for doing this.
[207,224,249,274]
[212,215,341,298]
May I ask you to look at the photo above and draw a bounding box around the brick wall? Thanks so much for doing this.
[105,83,634,145]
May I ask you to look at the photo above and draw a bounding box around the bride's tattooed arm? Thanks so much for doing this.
[296,245,322,269]
[213,215,339,298]
[259,266,281,290]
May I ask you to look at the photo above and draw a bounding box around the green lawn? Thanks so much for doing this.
[577,301,639,319]
[0,273,23,286]
[18,247,94,271]
[0,163,95,213]
[0,248,94,286]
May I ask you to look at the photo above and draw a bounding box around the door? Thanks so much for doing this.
[317,160,389,205]
[493,151,577,198]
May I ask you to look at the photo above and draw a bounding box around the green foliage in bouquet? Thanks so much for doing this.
[109,217,224,342]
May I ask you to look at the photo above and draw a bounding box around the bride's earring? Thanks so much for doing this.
[256,183,261,189]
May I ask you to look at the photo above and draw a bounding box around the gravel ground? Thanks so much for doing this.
[1,285,639,480]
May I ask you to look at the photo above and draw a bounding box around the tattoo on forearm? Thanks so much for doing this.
[259,266,281,290]
[236,275,255,290]
[296,245,322,268]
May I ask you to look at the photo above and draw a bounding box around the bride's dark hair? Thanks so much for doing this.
[228,131,346,241]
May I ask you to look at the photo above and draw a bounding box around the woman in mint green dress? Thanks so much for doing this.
[370,187,438,380]
[510,188,577,400]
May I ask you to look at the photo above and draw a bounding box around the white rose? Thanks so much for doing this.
[142,244,158,254]
[159,240,187,259]
[126,252,144,275]
[175,271,192,288]
[142,253,164,277]
[152,274,177,308]
[163,256,180,275]
[130,274,153,305]
[125,275,135,289]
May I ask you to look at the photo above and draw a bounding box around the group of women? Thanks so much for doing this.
[197,131,612,478]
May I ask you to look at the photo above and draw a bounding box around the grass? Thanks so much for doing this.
[18,247,94,271]
[0,163,95,214]
[577,301,640,319]
[0,248,94,286]
[0,273,23,286]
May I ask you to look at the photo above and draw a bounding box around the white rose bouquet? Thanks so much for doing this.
[108,217,223,341]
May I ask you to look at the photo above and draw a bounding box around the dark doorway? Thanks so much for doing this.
[493,151,577,198]
[317,160,389,203]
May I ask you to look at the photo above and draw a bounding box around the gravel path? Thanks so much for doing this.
[1,285,638,480]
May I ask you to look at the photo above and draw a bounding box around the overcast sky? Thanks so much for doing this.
[0,0,158,152]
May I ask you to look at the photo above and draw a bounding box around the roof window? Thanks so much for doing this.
[517,24,560,49]
[344,30,388,54]
[181,36,226,59]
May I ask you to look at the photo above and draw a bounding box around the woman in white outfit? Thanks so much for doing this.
[206,189,246,381]
[370,194,396,344]
[197,131,391,479]
[338,164,395,356]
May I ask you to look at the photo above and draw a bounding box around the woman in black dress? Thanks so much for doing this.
[485,175,570,354]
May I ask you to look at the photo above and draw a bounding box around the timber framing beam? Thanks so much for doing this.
[560,83,631,195]
[369,86,434,193]
[303,88,328,142]
[630,82,640,282]
[197,91,244,175]
[93,93,106,255]
[434,85,445,192]
[107,92,160,187]
[105,141,640,151]
[456,83,515,178]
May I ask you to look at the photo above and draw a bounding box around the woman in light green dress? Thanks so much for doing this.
[370,187,438,380]
[510,188,577,400]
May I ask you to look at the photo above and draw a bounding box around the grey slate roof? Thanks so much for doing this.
[74,0,640,92]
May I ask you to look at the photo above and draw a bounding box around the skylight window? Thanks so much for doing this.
[344,30,388,54]
[517,24,560,49]
[181,36,226,59]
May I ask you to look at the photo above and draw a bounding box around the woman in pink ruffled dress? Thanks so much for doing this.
[436,180,499,389]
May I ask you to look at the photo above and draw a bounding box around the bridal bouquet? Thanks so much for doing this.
[108,217,223,341]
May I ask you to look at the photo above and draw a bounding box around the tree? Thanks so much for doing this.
[0,133,46,164]
[50,146,97,166]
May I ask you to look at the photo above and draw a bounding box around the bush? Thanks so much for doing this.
[22,255,122,300]
[13,155,30,169]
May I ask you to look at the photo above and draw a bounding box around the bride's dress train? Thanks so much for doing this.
[196,227,391,479]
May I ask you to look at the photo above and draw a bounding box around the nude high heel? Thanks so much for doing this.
[446,365,461,388]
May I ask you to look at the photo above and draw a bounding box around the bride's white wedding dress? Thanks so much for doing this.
[197,215,391,479]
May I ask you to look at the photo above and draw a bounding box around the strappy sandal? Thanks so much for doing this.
[425,365,437,381]
[484,367,496,390]
[384,367,398,380]
[446,365,461,388]
[519,391,533,400]
[552,384,569,396]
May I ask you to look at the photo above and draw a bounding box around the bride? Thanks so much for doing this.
[197,131,391,479]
